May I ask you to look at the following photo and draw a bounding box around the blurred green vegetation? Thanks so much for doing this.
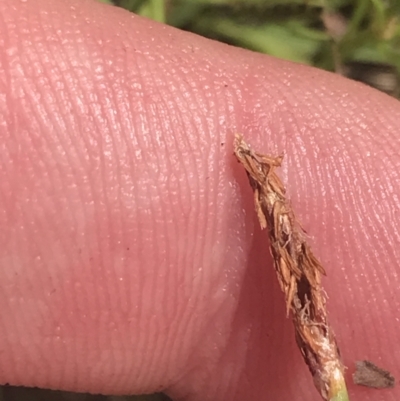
[0,387,170,401]
[106,0,400,96]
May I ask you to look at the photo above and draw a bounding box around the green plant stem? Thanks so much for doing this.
[148,0,165,23]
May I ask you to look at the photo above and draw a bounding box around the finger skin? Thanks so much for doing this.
[0,1,399,400]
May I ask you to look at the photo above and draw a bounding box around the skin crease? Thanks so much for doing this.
[0,0,400,400]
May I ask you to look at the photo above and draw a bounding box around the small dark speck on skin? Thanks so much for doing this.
[353,360,395,389]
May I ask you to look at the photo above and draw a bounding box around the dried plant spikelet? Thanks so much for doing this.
[234,134,349,401]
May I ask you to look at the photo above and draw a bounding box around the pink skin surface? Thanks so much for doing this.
[0,0,400,400]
